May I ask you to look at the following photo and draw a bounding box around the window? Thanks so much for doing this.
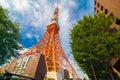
[105,9,108,14]
[95,0,97,5]
[97,3,100,8]
[97,10,99,13]
[94,8,97,14]
[94,8,96,12]
[101,5,103,10]
[116,18,120,25]
[114,59,120,73]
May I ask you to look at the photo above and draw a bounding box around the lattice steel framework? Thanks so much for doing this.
[24,6,80,79]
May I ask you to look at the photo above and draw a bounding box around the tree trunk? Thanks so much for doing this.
[106,61,115,80]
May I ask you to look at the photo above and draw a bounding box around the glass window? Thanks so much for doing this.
[95,1,97,5]
[101,5,103,10]
[97,10,99,13]
[97,3,100,8]
[113,59,120,73]
[94,8,96,11]
[116,18,120,25]
[105,9,108,14]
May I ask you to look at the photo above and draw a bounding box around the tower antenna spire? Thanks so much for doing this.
[50,5,59,22]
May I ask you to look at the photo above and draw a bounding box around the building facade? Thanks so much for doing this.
[94,0,120,77]
[94,0,120,29]
[0,53,47,80]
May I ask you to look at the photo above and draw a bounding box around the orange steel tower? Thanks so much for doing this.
[0,6,80,80]
[0,7,80,80]
[25,6,80,79]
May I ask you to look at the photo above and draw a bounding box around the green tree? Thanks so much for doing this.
[70,14,120,80]
[0,6,22,65]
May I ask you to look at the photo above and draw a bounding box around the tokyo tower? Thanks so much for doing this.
[0,6,80,80]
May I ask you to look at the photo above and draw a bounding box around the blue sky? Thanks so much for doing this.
[0,0,94,79]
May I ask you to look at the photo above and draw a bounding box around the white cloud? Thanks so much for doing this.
[19,48,29,54]
[0,0,10,9]
[69,0,77,7]
[0,0,31,14]
[12,0,30,12]
[26,33,32,38]
[34,34,39,40]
